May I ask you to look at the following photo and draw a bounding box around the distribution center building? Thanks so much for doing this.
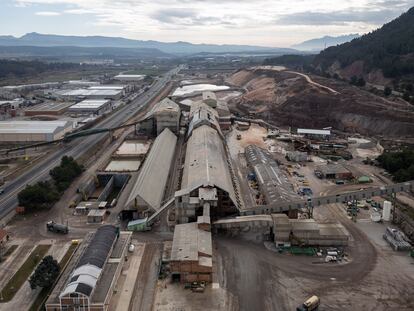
[68,100,111,116]
[0,120,73,142]
[24,102,74,116]
[57,89,123,100]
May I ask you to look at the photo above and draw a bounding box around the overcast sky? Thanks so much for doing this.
[1,0,413,47]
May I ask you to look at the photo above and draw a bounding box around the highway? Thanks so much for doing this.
[0,66,181,221]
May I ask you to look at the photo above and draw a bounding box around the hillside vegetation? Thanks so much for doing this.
[314,7,414,81]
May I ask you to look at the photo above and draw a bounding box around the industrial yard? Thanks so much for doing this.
[0,63,413,311]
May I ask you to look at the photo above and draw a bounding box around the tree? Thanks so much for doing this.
[350,75,358,85]
[50,156,83,192]
[384,86,392,96]
[17,181,59,211]
[402,91,411,101]
[357,77,366,87]
[29,256,60,290]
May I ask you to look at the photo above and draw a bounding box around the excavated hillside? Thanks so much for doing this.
[227,68,414,138]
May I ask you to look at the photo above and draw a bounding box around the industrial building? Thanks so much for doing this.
[245,145,298,205]
[125,128,177,216]
[314,163,353,180]
[213,214,349,246]
[114,74,145,82]
[87,209,107,223]
[170,221,213,283]
[68,100,111,116]
[88,85,126,93]
[139,98,181,135]
[24,102,73,116]
[272,214,349,247]
[46,225,131,311]
[297,128,331,140]
[0,120,72,142]
[58,89,122,100]
[286,151,309,162]
[187,102,221,138]
[175,124,238,223]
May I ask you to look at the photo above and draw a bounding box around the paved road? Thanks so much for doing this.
[0,66,181,221]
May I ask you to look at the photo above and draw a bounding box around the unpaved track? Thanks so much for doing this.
[129,242,162,311]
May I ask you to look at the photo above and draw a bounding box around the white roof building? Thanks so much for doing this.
[114,74,145,81]
[0,120,73,142]
[68,100,111,115]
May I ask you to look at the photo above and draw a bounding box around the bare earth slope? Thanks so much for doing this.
[227,68,414,138]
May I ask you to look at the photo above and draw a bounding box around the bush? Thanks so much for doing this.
[29,255,60,290]
[384,86,392,96]
[377,149,414,182]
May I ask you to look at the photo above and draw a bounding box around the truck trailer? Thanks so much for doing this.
[46,221,69,234]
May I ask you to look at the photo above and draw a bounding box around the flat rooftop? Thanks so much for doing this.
[0,120,71,134]
[59,89,122,97]
[88,85,126,90]
[24,102,73,112]
[69,100,110,110]
[114,74,145,80]
[297,128,331,136]
[171,222,212,262]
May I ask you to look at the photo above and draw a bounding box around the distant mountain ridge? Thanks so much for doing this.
[314,7,414,83]
[0,32,295,55]
[292,34,360,51]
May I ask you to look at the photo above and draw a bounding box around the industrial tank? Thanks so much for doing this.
[382,200,392,221]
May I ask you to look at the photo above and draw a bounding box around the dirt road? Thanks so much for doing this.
[129,242,162,311]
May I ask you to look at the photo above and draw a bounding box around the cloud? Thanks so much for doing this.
[11,0,414,46]
[275,9,405,26]
[150,8,235,26]
[35,11,61,16]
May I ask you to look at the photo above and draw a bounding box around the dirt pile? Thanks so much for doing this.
[227,68,414,138]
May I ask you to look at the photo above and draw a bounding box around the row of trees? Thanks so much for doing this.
[376,149,414,182]
[0,59,78,79]
[17,156,84,212]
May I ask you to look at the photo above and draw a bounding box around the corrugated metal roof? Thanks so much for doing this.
[178,125,236,204]
[125,128,177,210]
[60,225,117,298]
[246,145,298,204]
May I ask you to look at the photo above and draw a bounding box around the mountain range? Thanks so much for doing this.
[291,34,360,51]
[0,32,296,56]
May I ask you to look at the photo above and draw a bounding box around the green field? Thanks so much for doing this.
[0,244,51,302]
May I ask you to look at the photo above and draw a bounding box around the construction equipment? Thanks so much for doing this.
[297,295,320,311]
[46,221,68,234]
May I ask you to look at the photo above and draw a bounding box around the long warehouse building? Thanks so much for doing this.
[0,120,73,142]
[125,128,177,217]
[175,124,238,223]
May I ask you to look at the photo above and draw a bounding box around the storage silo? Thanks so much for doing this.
[382,200,392,221]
